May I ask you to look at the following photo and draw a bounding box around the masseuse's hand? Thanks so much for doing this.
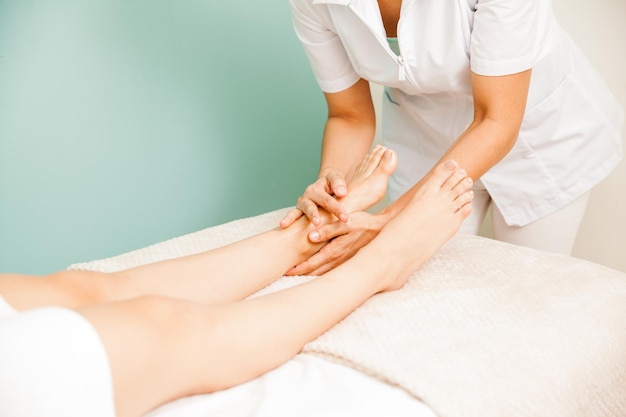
[285,211,385,276]
[279,168,350,228]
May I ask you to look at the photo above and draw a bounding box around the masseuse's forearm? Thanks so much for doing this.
[319,78,377,182]
[319,115,375,181]
[382,70,530,222]
[437,116,520,181]
[441,70,530,180]
[380,116,521,223]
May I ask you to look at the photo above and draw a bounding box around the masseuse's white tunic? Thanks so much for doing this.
[290,0,623,226]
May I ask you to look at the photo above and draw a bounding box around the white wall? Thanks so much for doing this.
[371,0,626,272]
[554,0,626,272]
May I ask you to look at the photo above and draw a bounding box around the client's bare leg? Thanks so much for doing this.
[0,147,397,310]
[79,160,473,417]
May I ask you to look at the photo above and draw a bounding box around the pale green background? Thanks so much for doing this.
[0,0,325,274]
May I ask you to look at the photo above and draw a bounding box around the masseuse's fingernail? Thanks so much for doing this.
[309,231,320,242]
[339,213,348,222]
[444,160,458,170]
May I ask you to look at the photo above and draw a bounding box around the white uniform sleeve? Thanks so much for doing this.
[289,0,361,93]
[470,0,554,76]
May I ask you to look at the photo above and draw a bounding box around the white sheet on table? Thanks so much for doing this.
[146,354,437,417]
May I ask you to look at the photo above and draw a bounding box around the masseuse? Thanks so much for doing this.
[281,0,624,275]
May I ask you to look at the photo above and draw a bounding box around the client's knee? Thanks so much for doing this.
[127,295,208,334]
[48,270,122,307]
[118,295,216,375]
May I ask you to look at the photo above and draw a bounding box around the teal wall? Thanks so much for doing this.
[0,0,325,274]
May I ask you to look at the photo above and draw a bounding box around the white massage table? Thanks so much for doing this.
[70,208,626,417]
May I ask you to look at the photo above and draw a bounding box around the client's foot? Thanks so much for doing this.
[359,160,474,292]
[282,145,396,263]
[339,145,397,213]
